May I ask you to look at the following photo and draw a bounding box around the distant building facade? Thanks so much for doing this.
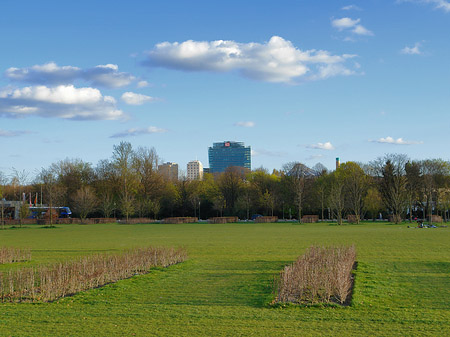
[187,160,203,180]
[158,162,178,181]
[208,141,251,173]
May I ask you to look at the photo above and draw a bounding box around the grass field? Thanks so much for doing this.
[0,221,449,336]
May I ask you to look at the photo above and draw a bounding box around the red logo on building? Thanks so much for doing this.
[225,142,230,147]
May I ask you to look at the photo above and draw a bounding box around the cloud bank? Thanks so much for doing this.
[5,62,136,88]
[0,85,124,120]
[144,36,358,83]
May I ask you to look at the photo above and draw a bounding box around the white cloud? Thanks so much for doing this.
[401,0,450,12]
[401,42,422,55]
[121,92,156,105]
[331,17,373,36]
[0,85,124,120]
[307,142,335,150]
[84,64,135,88]
[332,17,360,30]
[234,121,255,127]
[352,25,374,36]
[5,62,136,88]
[144,36,358,84]
[370,136,423,145]
[342,5,362,10]
[137,80,149,88]
[0,129,33,137]
[110,126,167,138]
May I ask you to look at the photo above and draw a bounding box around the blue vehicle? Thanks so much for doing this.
[29,206,72,219]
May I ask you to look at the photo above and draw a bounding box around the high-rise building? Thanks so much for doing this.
[158,162,178,181]
[208,141,251,173]
[187,160,203,180]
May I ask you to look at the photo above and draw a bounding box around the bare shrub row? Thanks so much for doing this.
[0,246,187,302]
[275,245,356,305]
[0,247,31,264]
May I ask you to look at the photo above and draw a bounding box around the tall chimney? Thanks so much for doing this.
[336,157,340,170]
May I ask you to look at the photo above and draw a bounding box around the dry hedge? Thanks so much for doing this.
[275,245,356,305]
[0,246,187,302]
[0,247,31,264]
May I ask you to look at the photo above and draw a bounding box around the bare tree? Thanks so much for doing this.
[372,154,409,224]
[283,162,313,222]
[112,142,138,221]
[72,186,98,222]
[341,162,368,224]
[12,168,29,202]
[405,161,422,222]
[419,159,450,225]
[0,172,6,229]
[328,175,345,225]
[39,168,66,226]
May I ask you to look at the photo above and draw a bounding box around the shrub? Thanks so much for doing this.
[275,245,356,305]
[0,246,187,302]
[0,247,31,264]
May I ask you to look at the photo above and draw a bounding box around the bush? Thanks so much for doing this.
[0,246,187,302]
[275,245,356,305]
[0,247,31,264]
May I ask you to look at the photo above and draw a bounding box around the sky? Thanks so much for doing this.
[1,0,450,179]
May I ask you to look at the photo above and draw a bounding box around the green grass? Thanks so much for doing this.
[0,222,449,336]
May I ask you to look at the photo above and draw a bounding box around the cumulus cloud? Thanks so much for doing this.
[0,129,33,137]
[401,42,422,55]
[144,36,358,83]
[400,0,450,12]
[370,136,423,145]
[234,121,255,127]
[307,142,335,150]
[5,62,136,88]
[110,126,167,138]
[0,85,124,120]
[121,92,156,105]
[331,17,373,36]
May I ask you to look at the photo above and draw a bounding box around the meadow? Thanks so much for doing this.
[0,221,449,336]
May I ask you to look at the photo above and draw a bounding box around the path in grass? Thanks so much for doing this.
[0,222,449,336]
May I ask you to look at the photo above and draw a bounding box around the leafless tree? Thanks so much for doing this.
[72,186,98,222]
[371,154,409,224]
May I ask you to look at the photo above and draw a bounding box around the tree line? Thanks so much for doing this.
[1,142,450,224]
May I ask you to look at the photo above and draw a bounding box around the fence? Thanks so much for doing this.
[255,216,278,223]
[162,217,198,224]
[301,215,319,223]
[208,216,238,224]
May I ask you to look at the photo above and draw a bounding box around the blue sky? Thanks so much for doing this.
[1,0,449,178]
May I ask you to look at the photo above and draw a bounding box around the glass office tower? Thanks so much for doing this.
[208,141,251,173]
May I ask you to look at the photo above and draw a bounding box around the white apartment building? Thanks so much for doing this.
[187,160,203,180]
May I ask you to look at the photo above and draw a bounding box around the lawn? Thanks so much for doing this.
[0,221,449,336]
